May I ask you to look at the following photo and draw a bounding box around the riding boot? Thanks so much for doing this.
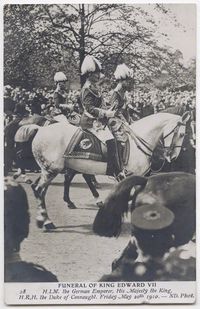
[115,141,127,181]
[106,139,121,176]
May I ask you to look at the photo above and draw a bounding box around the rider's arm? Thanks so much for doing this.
[83,88,105,118]
[109,91,121,111]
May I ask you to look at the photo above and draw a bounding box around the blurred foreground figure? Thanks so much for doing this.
[4,177,58,282]
[93,172,195,281]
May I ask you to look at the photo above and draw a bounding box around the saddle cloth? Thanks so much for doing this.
[64,127,130,165]
[64,128,107,162]
[14,124,39,143]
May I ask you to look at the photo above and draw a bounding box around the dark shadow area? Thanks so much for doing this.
[51,182,114,190]
[47,222,132,237]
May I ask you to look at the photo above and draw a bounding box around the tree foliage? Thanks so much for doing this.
[4,4,195,89]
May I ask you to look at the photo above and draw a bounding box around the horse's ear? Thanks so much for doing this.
[93,175,147,237]
[181,111,191,124]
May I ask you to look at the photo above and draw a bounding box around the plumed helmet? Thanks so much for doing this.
[54,72,67,82]
[114,63,133,81]
[81,55,102,75]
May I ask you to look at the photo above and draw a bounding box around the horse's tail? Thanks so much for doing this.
[93,175,147,237]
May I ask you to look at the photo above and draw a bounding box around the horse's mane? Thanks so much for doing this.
[162,105,186,116]
[130,112,179,132]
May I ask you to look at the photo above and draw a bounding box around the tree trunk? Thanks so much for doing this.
[79,4,86,87]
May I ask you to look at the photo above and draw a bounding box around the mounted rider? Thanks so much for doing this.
[51,72,73,116]
[80,55,128,179]
[4,103,29,175]
[108,63,134,178]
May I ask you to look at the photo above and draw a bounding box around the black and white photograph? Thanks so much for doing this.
[3,2,196,305]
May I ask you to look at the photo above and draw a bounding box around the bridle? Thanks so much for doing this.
[124,120,186,158]
[162,121,186,155]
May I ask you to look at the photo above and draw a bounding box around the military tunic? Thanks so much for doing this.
[80,80,106,129]
[109,84,128,123]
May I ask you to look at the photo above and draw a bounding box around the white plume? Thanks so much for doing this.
[114,64,133,80]
[54,72,67,82]
[81,55,102,75]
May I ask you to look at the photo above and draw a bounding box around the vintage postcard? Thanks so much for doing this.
[3,2,196,305]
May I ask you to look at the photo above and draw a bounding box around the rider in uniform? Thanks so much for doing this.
[52,72,73,116]
[108,64,134,178]
[80,55,126,178]
[4,103,29,175]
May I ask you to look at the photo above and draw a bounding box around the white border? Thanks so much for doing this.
[0,1,199,309]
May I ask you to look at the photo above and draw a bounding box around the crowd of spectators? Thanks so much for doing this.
[4,85,81,122]
[4,84,196,125]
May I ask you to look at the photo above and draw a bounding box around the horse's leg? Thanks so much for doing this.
[32,170,58,230]
[63,169,77,209]
[83,174,99,198]
[90,175,101,189]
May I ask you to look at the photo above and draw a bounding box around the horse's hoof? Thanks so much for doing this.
[68,203,77,209]
[36,220,44,229]
[43,222,57,231]
[93,192,99,198]
[96,201,104,208]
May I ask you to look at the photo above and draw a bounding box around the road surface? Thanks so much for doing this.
[18,173,131,282]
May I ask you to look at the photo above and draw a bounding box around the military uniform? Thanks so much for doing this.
[109,84,128,122]
[51,86,68,116]
[80,80,107,130]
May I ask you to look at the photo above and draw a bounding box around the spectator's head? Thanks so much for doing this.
[31,101,41,115]
[4,177,30,257]
[14,102,29,117]
[4,85,13,96]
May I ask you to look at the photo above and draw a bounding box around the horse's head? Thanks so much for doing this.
[163,112,191,162]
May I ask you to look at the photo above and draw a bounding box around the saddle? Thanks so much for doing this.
[64,127,130,167]
[64,128,107,162]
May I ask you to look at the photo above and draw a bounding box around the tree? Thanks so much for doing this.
[4,4,194,89]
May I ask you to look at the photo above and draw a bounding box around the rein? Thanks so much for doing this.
[123,119,186,159]
[123,122,153,157]
[163,122,186,140]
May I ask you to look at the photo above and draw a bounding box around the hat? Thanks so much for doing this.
[54,72,67,82]
[114,64,133,81]
[81,55,102,75]
[4,85,13,90]
[132,204,174,231]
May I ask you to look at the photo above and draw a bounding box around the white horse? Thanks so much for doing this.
[31,112,190,230]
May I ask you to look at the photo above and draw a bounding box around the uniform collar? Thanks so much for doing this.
[83,80,101,97]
